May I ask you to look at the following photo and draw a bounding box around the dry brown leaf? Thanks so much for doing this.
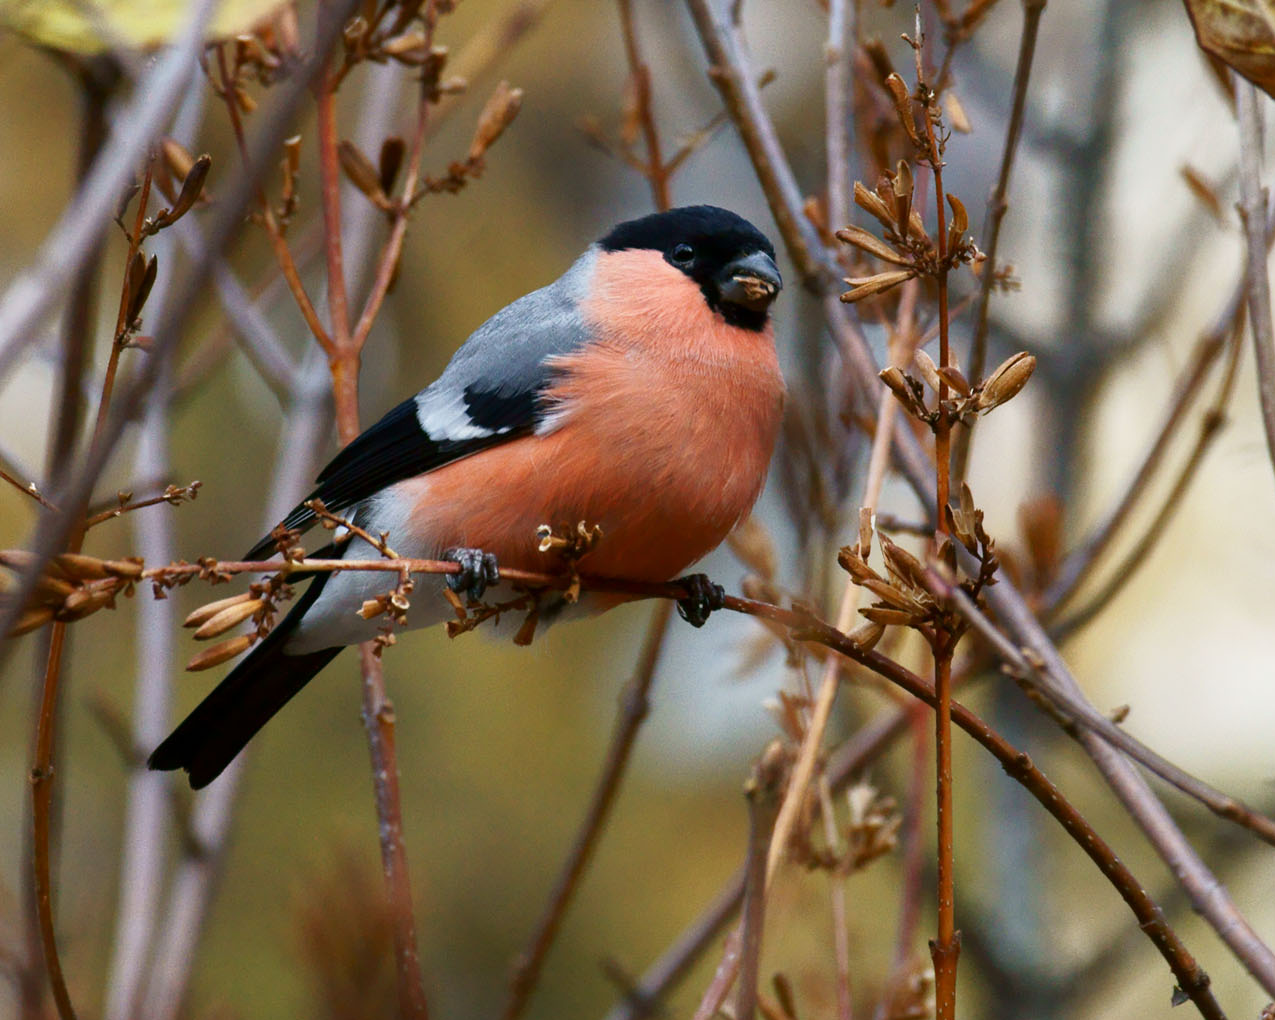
[1185,0,1275,98]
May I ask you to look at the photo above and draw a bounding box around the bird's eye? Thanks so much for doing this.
[671,243,695,264]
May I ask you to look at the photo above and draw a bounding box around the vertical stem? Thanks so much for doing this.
[359,645,430,1020]
[924,88,959,1020]
[31,624,78,1020]
[317,60,352,348]
[616,0,671,211]
[314,27,429,1016]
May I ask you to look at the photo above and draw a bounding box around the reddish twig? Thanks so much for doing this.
[0,464,56,511]
[313,42,430,1016]
[918,47,959,1017]
[616,0,671,210]
[359,644,429,1020]
[213,43,334,355]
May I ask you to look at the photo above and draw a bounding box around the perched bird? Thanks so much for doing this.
[149,205,786,788]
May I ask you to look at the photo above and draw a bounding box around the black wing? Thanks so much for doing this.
[243,254,594,560]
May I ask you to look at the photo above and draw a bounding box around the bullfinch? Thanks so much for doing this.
[149,205,786,788]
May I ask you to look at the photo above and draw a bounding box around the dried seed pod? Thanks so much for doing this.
[860,606,915,627]
[880,535,927,590]
[892,160,914,234]
[32,573,76,603]
[978,352,1036,413]
[884,73,919,144]
[858,507,874,560]
[843,269,916,303]
[877,365,928,419]
[835,226,912,266]
[513,607,540,646]
[468,80,524,162]
[379,136,406,194]
[946,192,969,255]
[59,585,116,620]
[157,154,211,228]
[102,558,143,579]
[184,591,255,628]
[861,578,916,612]
[862,36,896,85]
[360,597,387,620]
[11,606,55,636]
[936,364,972,396]
[847,619,886,650]
[161,137,197,182]
[837,546,880,583]
[283,134,302,177]
[193,598,264,640]
[383,30,429,61]
[853,180,895,231]
[913,349,943,392]
[338,141,389,206]
[943,91,972,134]
[52,553,109,580]
[187,634,256,671]
[126,254,158,322]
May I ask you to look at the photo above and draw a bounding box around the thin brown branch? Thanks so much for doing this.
[734,744,785,1020]
[89,159,154,455]
[617,0,671,210]
[83,482,200,530]
[359,644,429,1020]
[1236,76,1275,474]
[815,774,854,1020]
[214,42,334,355]
[349,80,431,351]
[503,601,673,1020]
[0,464,56,511]
[31,624,78,1020]
[921,59,959,1018]
[950,0,1045,484]
[317,61,352,349]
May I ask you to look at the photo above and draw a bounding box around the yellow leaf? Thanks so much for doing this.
[0,0,286,55]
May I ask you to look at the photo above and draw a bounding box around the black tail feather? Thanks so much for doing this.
[148,571,341,789]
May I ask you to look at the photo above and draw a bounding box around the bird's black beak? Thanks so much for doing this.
[718,251,783,312]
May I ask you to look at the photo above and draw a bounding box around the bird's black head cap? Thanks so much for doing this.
[599,205,782,331]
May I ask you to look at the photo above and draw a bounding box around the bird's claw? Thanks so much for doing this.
[675,573,725,628]
[443,547,500,602]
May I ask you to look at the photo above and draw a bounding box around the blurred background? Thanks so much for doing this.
[1,0,1274,1017]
